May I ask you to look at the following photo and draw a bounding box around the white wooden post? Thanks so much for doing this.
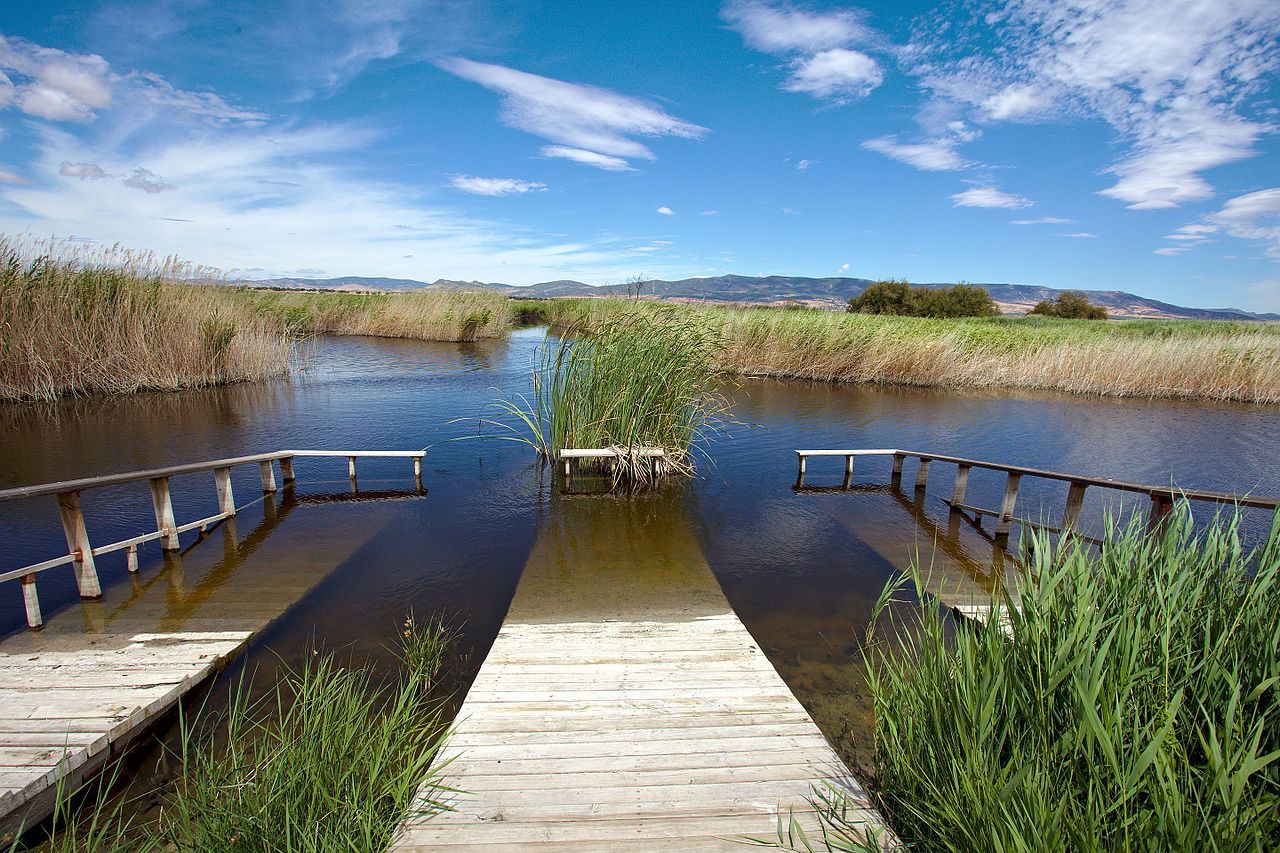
[348,456,358,480]
[126,544,139,573]
[797,455,807,476]
[891,453,904,481]
[215,467,236,516]
[952,464,971,506]
[258,460,277,493]
[413,456,422,481]
[915,458,932,491]
[22,574,42,630]
[844,455,854,477]
[56,490,101,598]
[150,477,180,551]
[996,472,1022,535]
[280,455,296,483]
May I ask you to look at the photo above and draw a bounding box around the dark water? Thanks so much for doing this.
[2,328,1278,769]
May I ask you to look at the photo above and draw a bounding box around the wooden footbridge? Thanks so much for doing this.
[393,490,885,850]
[0,449,425,840]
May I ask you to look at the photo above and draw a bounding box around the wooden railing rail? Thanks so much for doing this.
[559,447,665,478]
[1,449,425,630]
[794,448,1278,537]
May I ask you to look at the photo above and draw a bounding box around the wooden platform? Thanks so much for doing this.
[0,493,396,840]
[393,492,886,850]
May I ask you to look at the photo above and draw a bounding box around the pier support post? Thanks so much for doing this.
[915,458,932,491]
[258,461,277,493]
[280,456,295,484]
[347,456,358,481]
[149,477,180,551]
[22,574,42,630]
[951,464,971,507]
[126,545,139,573]
[1062,482,1088,534]
[1148,493,1174,533]
[891,453,904,486]
[413,456,422,482]
[57,490,101,598]
[215,467,236,517]
[996,472,1021,536]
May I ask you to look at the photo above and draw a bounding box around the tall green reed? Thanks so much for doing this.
[777,504,1280,851]
[493,308,728,484]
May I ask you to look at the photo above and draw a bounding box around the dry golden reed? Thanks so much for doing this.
[0,236,294,403]
[542,299,1280,405]
[224,287,512,342]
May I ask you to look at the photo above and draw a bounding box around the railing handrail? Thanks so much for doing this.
[794,448,1278,510]
[0,449,426,502]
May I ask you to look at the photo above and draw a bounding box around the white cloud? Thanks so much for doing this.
[0,169,31,185]
[1011,216,1074,225]
[863,135,968,171]
[721,0,871,53]
[722,0,883,103]
[783,48,882,101]
[539,145,634,172]
[1206,188,1280,257]
[59,161,108,179]
[656,206,675,216]
[1154,247,1189,256]
[701,209,719,216]
[438,58,707,169]
[449,175,548,196]
[838,262,850,272]
[1059,232,1097,238]
[910,1,1280,209]
[951,186,1033,209]
[122,167,172,193]
[795,158,813,170]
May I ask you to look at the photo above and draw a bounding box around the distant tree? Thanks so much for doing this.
[847,279,997,318]
[1028,291,1108,320]
[625,273,649,300]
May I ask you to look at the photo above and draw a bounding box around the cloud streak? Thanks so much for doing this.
[449,175,548,196]
[438,58,707,170]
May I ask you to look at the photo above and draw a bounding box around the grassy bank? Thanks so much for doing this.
[495,309,725,483]
[0,239,293,403]
[536,299,1280,404]
[784,506,1280,850]
[224,287,512,342]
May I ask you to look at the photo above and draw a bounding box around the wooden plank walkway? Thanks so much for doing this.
[394,493,886,850]
[0,493,394,840]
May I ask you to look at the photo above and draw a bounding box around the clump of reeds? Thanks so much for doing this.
[225,287,512,342]
[787,505,1280,850]
[0,236,294,402]
[33,616,456,852]
[495,309,727,484]
[534,298,1280,404]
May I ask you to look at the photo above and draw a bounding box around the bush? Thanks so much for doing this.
[1028,290,1109,319]
[847,280,998,319]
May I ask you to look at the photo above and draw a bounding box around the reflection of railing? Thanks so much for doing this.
[794,448,1279,537]
[0,449,425,630]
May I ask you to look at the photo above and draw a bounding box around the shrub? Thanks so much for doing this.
[847,280,998,318]
[1028,290,1109,319]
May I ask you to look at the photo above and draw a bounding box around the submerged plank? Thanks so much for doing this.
[393,493,888,850]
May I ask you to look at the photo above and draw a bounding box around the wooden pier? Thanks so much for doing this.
[393,492,886,850]
[0,450,425,839]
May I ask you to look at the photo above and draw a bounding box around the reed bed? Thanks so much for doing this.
[0,237,294,403]
[31,615,455,853]
[777,506,1280,851]
[494,310,726,484]
[538,299,1280,404]
[226,288,512,342]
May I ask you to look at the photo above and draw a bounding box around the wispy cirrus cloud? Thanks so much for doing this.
[907,0,1280,209]
[449,175,547,196]
[951,185,1033,209]
[1011,216,1073,225]
[1163,188,1280,257]
[437,57,707,171]
[539,146,633,172]
[722,1,883,104]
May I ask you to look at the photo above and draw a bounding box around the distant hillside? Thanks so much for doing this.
[242,273,1279,322]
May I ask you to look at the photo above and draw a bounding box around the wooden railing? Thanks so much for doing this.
[794,448,1278,537]
[0,449,425,630]
[559,447,665,478]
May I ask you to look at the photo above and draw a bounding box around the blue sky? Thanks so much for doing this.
[1,1,1278,310]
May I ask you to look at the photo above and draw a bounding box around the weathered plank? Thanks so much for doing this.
[393,494,887,850]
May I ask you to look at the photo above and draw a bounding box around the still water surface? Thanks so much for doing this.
[2,328,1278,769]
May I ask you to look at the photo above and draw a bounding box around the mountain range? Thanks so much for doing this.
[241,274,1279,322]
